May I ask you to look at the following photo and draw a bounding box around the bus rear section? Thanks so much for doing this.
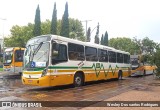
[3,47,24,75]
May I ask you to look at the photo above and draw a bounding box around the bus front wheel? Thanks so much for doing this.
[74,73,83,87]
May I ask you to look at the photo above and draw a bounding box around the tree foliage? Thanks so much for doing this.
[60,2,69,37]
[100,34,104,45]
[94,23,100,44]
[109,37,138,54]
[133,37,156,55]
[4,19,84,47]
[69,18,84,38]
[51,2,57,35]
[153,45,160,77]
[33,5,41,36]
[4,23,34,47]
[86,27,91,42]
[103,31,108,46]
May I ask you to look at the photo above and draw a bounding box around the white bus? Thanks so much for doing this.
[22,35,131,87]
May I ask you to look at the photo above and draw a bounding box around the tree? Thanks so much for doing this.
[33,5,41,36]
[94,23,99,44]
[4,23,34,47]
[86,27,91,42]
[4,18,85,47]
[101,34,104,45]
[51,2,57,35]
[60,2,69,37]
[103,31,108,46]
[109,37,138,54]
[152,45,160,78]
[69,18,84,39]
[133,37,156,55]
[41,19,51,35]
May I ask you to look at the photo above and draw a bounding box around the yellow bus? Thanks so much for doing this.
[130,55,156,76]
[22,35,131,87]
[3,47,24,74]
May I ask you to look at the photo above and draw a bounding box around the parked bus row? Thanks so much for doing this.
[2,35,156,87]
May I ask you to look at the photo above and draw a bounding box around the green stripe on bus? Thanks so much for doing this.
[26,63,130,78]
[48,63,130,78]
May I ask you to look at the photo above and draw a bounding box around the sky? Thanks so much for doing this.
[0,0,160,43]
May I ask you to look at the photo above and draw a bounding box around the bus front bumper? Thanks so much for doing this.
[22,75,51,87]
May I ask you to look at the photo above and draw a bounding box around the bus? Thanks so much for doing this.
[22,35,131,87]
[130,55,156,76]
[3,47,24,74]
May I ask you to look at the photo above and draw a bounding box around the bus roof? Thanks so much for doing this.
[27,34,130,55]
[5,47,25,51]
[51,35,130,55]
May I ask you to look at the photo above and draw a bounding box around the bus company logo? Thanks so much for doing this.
[78,61,84,68]
[2,102,11,107]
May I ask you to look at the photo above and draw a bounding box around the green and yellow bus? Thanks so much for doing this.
[130,55,156,76]
[3,47,24,74]
[22,35,131,87]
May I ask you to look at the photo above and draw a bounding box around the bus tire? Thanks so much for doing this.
[74,73,84,87]
[143,70,146,76]
[118,70,123,80]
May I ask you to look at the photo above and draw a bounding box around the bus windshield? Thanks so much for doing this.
[4,51,13,64]
[24,42,49,69]
[131,58,138,66]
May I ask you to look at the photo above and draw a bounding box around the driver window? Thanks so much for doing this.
[52,43,67,64]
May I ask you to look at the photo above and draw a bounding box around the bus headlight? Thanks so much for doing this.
[41,68,47,77]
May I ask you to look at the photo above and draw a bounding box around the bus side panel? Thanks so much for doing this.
[50,74,74,86]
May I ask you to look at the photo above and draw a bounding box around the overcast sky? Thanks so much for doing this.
[0,0,160,42]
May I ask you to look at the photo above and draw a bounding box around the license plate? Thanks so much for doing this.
[28,80,33,83]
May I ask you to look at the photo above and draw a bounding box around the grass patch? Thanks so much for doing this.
[0,68,3,71]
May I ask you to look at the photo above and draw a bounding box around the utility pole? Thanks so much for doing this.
[81,20,92,36]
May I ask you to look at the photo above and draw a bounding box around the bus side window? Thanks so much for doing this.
[108,51,116,63]
[52,43,67,64]
[98,49,108,62]
[117,53,123,63]
[85,46,98,61]
[68,43,84,61]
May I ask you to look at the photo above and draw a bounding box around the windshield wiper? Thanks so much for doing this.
[30,42,43,61]
[33,42,43,55]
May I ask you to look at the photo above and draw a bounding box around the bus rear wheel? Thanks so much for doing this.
[143,70,146,76]
[74,73,83,87]
[118,70,123,80]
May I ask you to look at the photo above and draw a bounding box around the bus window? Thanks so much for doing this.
[117,53,123,63]
[98,49,108,62]
[85,46,98,61]
[15,50,24,62]
[4,51,13,64]
[108,51,116,63]
[68,43,84,60]
[52,43,67,64]
[124,54,130,64]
